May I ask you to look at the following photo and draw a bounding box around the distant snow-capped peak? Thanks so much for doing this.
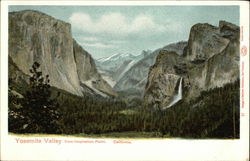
[97,53,136,63]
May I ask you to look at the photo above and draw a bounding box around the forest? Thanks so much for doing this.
[8,62,240,138]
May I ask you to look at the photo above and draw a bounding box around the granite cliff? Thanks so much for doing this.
[144,21,239,109]
[9,10,117,97]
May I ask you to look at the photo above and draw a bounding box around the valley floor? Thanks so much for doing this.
[9,132,169,139]
[9,132,236,140]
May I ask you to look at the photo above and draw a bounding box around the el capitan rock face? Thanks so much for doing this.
[9,10,116,97]
[144,21,239,109]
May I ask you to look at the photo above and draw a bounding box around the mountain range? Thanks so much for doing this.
[8,9,240,138]
[113,41,187,106]
[8,10,239,110]
[95,51,151,87]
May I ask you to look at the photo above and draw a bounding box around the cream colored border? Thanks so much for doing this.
[1,1,249,161]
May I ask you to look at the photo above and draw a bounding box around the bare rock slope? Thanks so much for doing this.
[144,21,239,109]
[9,10,117,97]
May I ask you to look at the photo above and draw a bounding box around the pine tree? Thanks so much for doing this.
[8,87,26,133]
[21,62,61,133]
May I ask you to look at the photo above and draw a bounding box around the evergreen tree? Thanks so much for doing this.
[19,62,61,133]
[8,87,26,133]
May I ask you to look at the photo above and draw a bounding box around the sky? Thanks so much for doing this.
[9,6,239,59]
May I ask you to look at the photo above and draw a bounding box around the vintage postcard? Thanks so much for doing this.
[0,1,249,160]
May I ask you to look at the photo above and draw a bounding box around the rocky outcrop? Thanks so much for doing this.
[73,40,117,96]
[114,41,187,105]
[144,21,239,109]
[186,24,239,100]
[144,50,187,109]
[9,10,116,97]
[185,23,230,63]
[73,40,100,82]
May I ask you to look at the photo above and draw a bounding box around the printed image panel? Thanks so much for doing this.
[8,5,240,139]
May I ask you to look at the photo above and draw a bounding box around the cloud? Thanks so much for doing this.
[81,37,99,42]
[81,42,115,48]
[69,12,166,35]
[74,36,99,42]
[74,35,127,49]
[109,40,126,45]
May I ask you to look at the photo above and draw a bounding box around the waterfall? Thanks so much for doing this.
[164,77,183,109]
